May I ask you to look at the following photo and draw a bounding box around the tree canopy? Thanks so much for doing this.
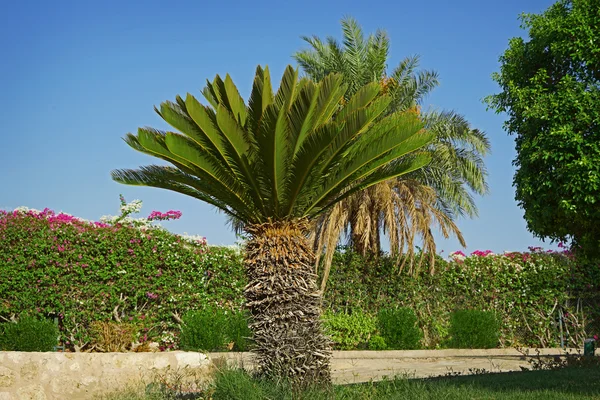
[294,17,489,275]
[112,66,432,226]
[487,0,600,256]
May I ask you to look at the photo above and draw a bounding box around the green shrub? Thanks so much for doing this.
[322,311,377,350]
[368,335,387,350]
[377,307,422,349]
[0,315,58,351]
[448,309,500,349]
[179,307,251,352]
[227,310,252,352]
[179,307,229,351]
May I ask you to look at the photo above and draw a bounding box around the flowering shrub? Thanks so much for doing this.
[0,202,244,351]
[2,199,598,351]
[449,250,466,262]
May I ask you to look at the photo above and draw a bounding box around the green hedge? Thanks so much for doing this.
[0,208,245,350]
[322,311,377,350]
[324,248,598,348]
[1,208,597,351]
[0,315,59,351]
[179,307,252,352]
[448,310,500,349]
[377,307,422,350]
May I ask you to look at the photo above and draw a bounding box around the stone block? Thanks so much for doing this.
[15,385,45,400]
[19,363,38,381]
[0,367,15,388]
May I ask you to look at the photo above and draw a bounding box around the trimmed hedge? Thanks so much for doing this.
[0,315,59,351]
[448,310,500,349]
[377,307,422,350]
[322,311,377,350]
[179,307,252,352]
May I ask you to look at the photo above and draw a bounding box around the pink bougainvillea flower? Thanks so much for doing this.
[147,210,182,222]
[471,250,493,257]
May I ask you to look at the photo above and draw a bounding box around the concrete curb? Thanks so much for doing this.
[207,348,584,383]
[208,348,579,361]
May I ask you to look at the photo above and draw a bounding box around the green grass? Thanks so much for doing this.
[101,367,600,400]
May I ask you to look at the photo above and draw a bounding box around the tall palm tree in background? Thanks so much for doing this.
[294,17,490,286]
[112,65,432,384]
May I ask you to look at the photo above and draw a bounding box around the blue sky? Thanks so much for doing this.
[1,0,558,254]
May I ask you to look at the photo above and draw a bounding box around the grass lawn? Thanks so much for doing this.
[102,366,600,399]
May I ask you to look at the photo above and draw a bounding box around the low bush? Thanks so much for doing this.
[377,307,422,349]
[226,310,252,352]
[179,307,251,352]
[0,315,58,351]
[322,311,377,350]
[368,335,387,350]
[448,309,500,349]
[179,307,229,352]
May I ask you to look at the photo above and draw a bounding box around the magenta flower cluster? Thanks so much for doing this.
[0,208,112,234]
[471,250,493,257]
[146,210,182,222]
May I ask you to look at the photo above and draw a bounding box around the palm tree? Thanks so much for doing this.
[294,17,490,285]
[112,65,432,384]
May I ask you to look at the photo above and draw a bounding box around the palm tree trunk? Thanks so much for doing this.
[244,220,331,386]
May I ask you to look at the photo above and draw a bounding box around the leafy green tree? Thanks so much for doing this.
[486,0,600,257]
[112,66,432,384]
[294,17,490,279]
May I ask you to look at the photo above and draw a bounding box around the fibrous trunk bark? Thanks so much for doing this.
[244,220,331,386]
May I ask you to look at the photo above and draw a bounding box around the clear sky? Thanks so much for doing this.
[1,0,559,254]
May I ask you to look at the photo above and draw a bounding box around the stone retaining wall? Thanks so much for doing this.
[0,351,212,400]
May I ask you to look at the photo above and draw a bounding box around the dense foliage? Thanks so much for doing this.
[0,315,58,351]
[377,307,422,350]
[321,311,377,350]
[179,307,251,352]
[486,0,600,257]
[324,248,597,348]
[448,310,500,349]
[0,207,244,351]
[1,207,597,351]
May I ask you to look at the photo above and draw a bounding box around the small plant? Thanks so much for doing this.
[377,307,422,349]
[90,321,138,352]
[226,311,252,352]
[0,315,58,351]
[179,307,230,352]
[368,335,388,350]
[322,311,377,350]
[448,309,499,349]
